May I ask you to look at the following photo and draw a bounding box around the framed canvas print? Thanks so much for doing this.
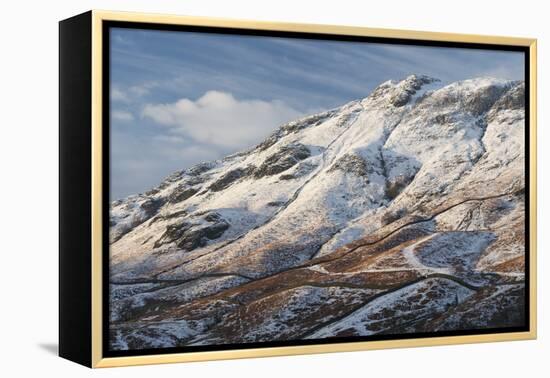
[59,10,537,368]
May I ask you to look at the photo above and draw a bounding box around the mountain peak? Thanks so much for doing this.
[364,74,441,107]
[402,73,440,86]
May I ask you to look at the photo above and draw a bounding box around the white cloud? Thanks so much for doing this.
[111,82,159,103]
[142,90,302,149]
[111,87,129,102]
[112,110,135,122]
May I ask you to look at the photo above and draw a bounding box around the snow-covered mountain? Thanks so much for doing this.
[109,75,526,350]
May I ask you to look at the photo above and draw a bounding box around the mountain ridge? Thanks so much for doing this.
[108,74,526,350]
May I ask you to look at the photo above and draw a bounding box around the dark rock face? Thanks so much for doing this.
[154,170,185,192]
[422,81,512,118]
[280,112,333,134]
[278,174,294,180]
[279,161,317,181]
[464,84,511,116]
[254,144,311,178]
[110,197,165,243]
[386,175,413,200]
[433,113,454,125]
[168,186,199,204]
[266,201,286,207]
[487,82,525,122]
[255,133,280,152]
[329,154,369,177]
[390,75,439,107]
[382,150,420,201]
[187,162,215,176]
[208,166,254,192]
[202,221,230,239]
[256,112,333,152]
[154,222,191,247]
[154,212,230,251]
[497,82,525,111]
[144,187,161,196]
[148,210,188,225]
[140,198,163,216]
[175,222,229,251]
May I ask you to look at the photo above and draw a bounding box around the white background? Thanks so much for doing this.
[0,0,547,376]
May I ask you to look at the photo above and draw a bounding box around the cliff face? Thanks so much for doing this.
[108,75,526,350]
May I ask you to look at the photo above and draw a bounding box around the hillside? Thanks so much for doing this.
[108,75,526,350]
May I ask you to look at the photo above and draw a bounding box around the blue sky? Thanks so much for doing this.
[110,27,524,199]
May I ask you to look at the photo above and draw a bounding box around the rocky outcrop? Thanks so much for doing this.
[153,212,230,251]
[168,185,198,204]
[279,161,317,180]
[253,143,311,178]
[388,75,439,107]
[328,153,370,178]
[110,196,164,243]
[255,111,334,152]
[208,166,254,192]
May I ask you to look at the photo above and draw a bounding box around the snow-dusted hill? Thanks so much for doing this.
[108,75,526,350]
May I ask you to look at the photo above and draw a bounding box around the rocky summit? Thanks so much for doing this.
[108,75,526,350]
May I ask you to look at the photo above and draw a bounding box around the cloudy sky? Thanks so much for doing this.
[109,27,524,199]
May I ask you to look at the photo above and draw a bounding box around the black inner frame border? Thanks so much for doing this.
[102,20,531,358]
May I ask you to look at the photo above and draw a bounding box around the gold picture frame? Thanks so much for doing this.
[59,9,537,368]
